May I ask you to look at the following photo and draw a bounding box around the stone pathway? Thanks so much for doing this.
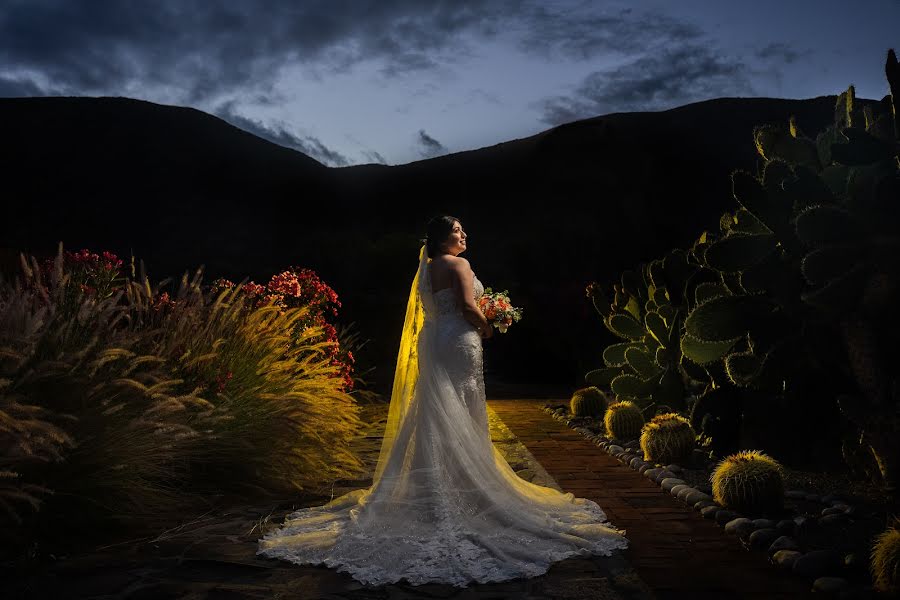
[488,399,815,600]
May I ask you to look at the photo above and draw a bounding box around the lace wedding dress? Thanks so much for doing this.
[257,246,628,587]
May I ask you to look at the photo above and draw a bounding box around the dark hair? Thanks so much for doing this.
[425,215,461,258]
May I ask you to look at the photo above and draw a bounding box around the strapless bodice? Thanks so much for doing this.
[431,275,484,317]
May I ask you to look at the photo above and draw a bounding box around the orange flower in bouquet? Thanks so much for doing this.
[477,287,523,333]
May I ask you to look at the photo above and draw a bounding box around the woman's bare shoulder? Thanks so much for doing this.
[432,254,470,270]
[449,255,471,270]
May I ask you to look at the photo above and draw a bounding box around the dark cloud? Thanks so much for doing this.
[518,5,704,61]
[213,102,349,166]
[0,0,522,102]
[753,42,809,91]
[755,42,806,65]
[0,74,51,97]
[417,129,447,158]
[538,44,756,125]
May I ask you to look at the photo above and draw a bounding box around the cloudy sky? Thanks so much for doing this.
[1,0,898,166]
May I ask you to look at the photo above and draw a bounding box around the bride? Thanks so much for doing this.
[257,215,628,587]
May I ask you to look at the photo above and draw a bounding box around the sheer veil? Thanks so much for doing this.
[372,243,430,483]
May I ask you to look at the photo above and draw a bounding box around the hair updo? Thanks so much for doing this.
[424,215,461,259]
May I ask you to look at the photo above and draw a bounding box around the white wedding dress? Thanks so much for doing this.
[257,246,628,587]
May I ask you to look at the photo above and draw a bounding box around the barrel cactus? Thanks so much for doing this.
[871,526,900,593]
[640,413,696,464]
[711,450,785,514]
[604,400,645,441]
[570,386,608,418]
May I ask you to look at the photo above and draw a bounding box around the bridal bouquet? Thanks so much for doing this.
[477,288,523,333]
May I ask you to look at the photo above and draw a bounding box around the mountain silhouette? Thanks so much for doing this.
[1,94,876,395]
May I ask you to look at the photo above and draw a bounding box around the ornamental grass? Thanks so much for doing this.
[0,243,365,556]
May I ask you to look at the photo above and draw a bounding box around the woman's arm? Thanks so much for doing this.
[450,257,493,338]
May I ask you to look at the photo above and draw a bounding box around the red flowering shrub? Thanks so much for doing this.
[207,267,354,391]
[39,248,126,301]
[26,247,355,393]
[19,247,133,321]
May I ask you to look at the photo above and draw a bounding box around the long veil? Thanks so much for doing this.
[372,243,429,484]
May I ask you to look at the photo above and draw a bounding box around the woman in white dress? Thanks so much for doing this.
[257,216,628,587]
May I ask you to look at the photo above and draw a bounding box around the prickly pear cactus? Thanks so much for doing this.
[589,49,900,478]
[585,251,701,412]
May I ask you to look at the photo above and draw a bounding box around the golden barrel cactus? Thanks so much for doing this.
[640,413,695,464]
[711,450,784,514]
[570,386,608,418]
[871,526,900,593]
[604,400,644,441]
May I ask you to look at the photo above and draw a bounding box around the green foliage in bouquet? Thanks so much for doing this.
[640,413,696,465]
[604,400,645,441]
[711,450,784,514]
[570,386,608,418]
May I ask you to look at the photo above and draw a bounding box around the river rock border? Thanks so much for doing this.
[542,404,880,598]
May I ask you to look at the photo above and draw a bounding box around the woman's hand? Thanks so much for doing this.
[480,324,494,339]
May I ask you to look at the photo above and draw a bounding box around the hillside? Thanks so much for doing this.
[1,94,877,393]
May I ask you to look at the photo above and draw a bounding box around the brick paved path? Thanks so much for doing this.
[6,399,818,600]
[487,399,814,600]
